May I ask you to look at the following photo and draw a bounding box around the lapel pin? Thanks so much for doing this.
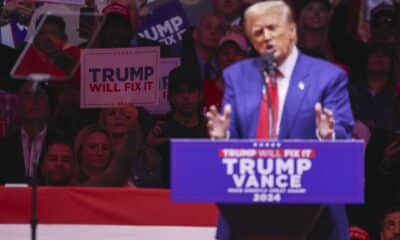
[298,81,305,90]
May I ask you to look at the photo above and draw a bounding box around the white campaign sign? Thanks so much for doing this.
[80,47,160,108]
[142,58,180,114]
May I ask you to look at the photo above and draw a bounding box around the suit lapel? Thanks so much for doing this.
[279,53,311,139]
[10,130,26,180]
[246,58,264,138]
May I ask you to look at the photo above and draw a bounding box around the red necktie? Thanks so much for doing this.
[256,75,279,139]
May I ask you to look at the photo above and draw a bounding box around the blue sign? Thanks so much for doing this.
[138,0,190,57]
[171,139,364,204]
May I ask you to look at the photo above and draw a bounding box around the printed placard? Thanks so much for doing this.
[171,139,364,204]
[142,58,180,114]
[80,47,160,108]
[138,0,190,56]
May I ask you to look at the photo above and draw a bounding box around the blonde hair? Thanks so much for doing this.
[98,108,114,131]
[73,124,112,181]
[244,0,295,33]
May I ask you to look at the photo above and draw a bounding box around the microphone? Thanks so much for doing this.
[262,51,277,78]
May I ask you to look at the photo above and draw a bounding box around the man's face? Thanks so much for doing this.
[41,143,74,185]
[368,50,391,74]
[212,0,243,21]
[193,15,225,49]
[217,42,247,70]
[299,2,330,31]
[34,23,65,57]
[18,82,50,123]
[101,21,132,48]
[110,0,140,31]
[371,13,399,45]
[245,8,296,65]
[381,211,400,240]
[170,87,202,117]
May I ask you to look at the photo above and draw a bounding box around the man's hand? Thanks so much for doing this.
[146,121,168,147]
[206,104,231,139]
[117,102,138,129]
[315,102,335,139]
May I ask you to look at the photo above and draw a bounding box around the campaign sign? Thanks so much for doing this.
[142,58,180,114]
[138,0,190,56]
[171,139,364,204]
[80,47,160,108]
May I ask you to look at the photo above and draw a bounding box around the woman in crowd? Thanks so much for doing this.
[98,105,162,187]
[73,124,113,184]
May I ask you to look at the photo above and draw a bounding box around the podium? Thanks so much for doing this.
[171,139,364,240]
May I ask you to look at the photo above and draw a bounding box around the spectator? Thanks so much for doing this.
[203,30,248,110]
[0,89,18,137]
[13,14,79,80]
[73,124,112,184]
[0,0,36,48]
[181,14,226,84]
[330,2,399,84]
[0,80,59,184]
[98,0,170,56]
[40,138,75,186]
[146,67,208,187]
[350,45,397,131]
[297,0,335,60]
[380,205,400,240]
[52,83,82,139]
[98,105,162,187]
[97,3,133,48]
[212,0,244,26]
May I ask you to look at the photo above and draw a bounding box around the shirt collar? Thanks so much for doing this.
[196,52,217,69]
[21,125,48,140]
[278,46,298,79]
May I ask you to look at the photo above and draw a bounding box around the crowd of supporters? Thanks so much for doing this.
[0,0,400,238]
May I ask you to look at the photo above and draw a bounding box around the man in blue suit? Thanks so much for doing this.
[206,1,354,239]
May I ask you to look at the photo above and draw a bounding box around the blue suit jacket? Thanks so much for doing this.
[217,52,354,240]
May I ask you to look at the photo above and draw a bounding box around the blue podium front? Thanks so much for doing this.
[171,139,364,204]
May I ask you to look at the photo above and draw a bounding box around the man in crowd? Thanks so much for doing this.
[380,206,400,240]
[212,0,244,26]
[181,14,226,84]
[0,81,59,184]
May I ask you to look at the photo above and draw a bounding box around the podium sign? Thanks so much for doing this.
[171,139,364,204]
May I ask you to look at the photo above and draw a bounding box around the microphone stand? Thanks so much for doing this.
[31,162,38,240]
[28,74,50,240]
[262,52,277,139]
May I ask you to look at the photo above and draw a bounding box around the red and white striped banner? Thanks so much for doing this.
[0,187,219,240]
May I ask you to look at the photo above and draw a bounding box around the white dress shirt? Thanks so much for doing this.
[273,46,299,135]
[21,126,47,177]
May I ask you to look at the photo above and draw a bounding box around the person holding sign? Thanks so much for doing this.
[205,1,354,240]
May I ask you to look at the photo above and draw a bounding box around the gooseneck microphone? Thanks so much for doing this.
[262,51,277,78]
[261,51,278,139]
